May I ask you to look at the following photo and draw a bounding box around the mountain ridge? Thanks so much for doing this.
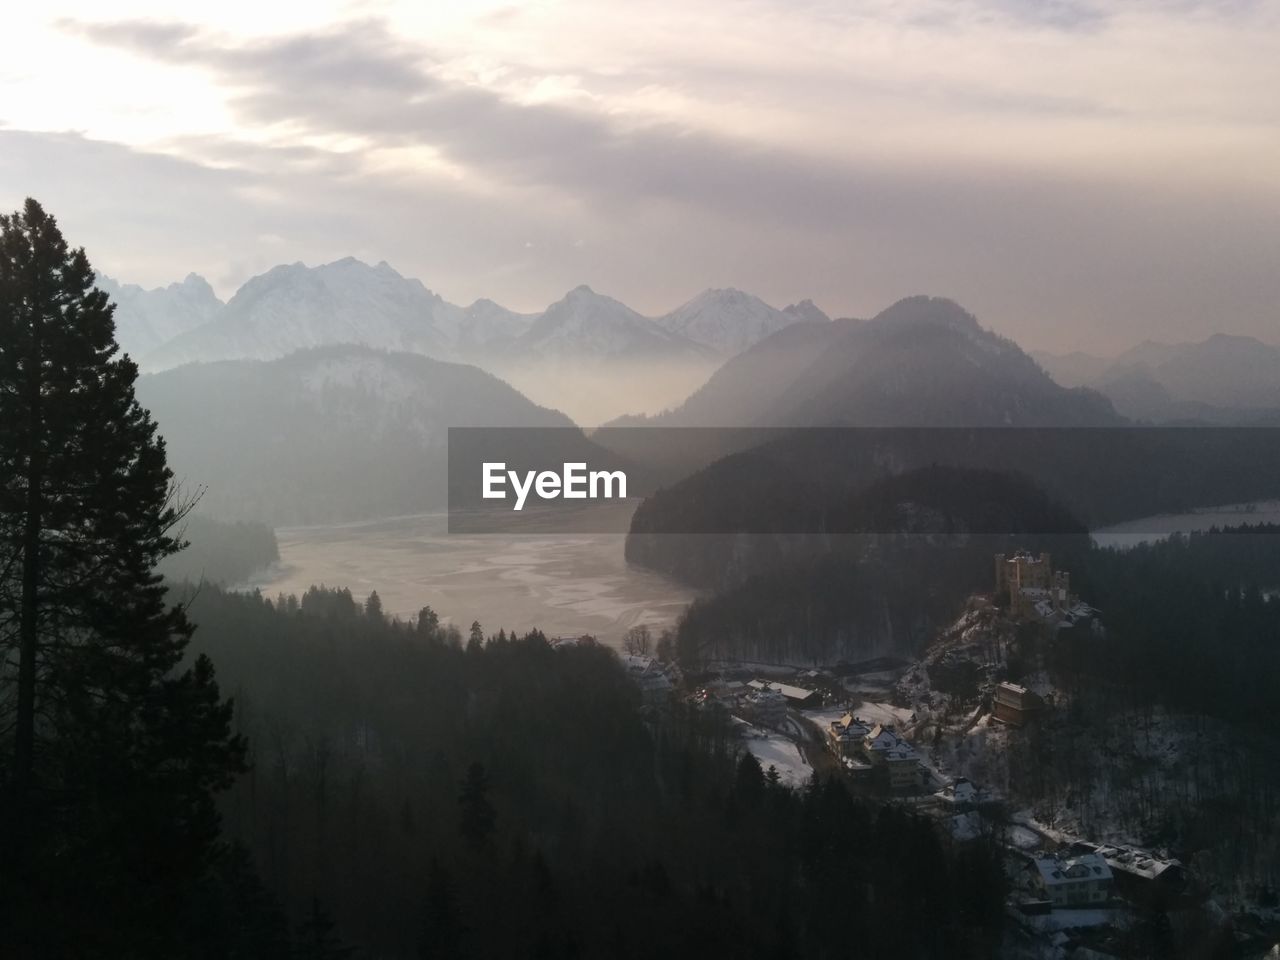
[125,259,825,372]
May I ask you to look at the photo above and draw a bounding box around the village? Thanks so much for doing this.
[614,550,1280,959]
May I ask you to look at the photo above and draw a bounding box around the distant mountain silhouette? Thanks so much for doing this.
[137,345,587,525]
[609,296,1118,429]
[1036,333,1280,421]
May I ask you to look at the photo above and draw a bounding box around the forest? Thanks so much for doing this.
[177,584,1010,958]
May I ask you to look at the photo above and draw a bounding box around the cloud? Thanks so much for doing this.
[9,4,1279,353]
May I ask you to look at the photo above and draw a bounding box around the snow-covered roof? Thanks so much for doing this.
[864,724,918,760]
[1087,843,1182,881]
[747,679,816,702]
[1031,853,1112,886]
[939,778,978,803]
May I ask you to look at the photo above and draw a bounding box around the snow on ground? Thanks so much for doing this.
[732,717,811,786]
[805,708,849,732]
[1017,908,1125,934]
[854,700,914,728]
[1008,825,1046,851]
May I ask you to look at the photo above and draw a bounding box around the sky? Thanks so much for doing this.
[1,0,1277,354]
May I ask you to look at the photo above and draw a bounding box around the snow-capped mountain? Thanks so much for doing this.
[656,288,812,356]
[96,272,222,359]
[143,258,451,369]
[447,299,540,357]
[511,285,715,363]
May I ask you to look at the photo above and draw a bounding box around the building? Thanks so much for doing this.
[743,686,787,727]
[937,777,979,806]
[993,681,1042,726]
[621,654,677,706]
[827,712,871,757]
[1027,854,1113,907]
[747,679,820,708]
[1070,842,1185,904]
[995,551,1074,622]
[861,723,924,791]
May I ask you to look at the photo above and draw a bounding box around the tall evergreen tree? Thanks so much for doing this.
[458,761,496,850]
[294,897,353,960]
[0,199,246,955]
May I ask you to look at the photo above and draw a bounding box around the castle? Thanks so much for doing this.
[994,551,1074,622]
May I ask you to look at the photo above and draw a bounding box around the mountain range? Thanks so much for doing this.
[107,258,836,424]
[97,272,223,359]
[606,295,1118,430]
[1034,334,1280,421]
[112,257,826,373]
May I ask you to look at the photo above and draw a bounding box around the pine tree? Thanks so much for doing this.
[417,861,467,959]
[294,897,353,960]
[734,751,765,808]
[458,761,496,850]
[0,199,246,954]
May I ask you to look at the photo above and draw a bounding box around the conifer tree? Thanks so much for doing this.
[294,897,354,960]
[0,198,245,953]
[458,761,496,850]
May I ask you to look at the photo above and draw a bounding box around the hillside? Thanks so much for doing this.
[136,345,587,524]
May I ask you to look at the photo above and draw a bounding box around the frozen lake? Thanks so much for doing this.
[1092,499,1280,549]
[241,513,698,647]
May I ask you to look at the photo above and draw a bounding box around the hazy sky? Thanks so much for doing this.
[2,1,1277,353]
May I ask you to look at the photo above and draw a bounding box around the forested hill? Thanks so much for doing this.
[625,423,1280,591]
[137,345,599,524]
[178,584,1007,958]
[639,464,1093,662]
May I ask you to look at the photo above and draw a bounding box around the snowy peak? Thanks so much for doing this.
[96,271,223,359]
[452,298,538,355]
[658,287,805,356]
[143,257,450,369]
[514,285,712,362]
[121,258,836,372]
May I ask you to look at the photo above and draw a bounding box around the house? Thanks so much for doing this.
[993,681,1042,726]
[748,679,820,708]
[937,777,979,806]
[1069,841,1185,904]
[621,654,677,705]
[827,712,871,756]
[1027,854,1113,908]
[861,723,923,791]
